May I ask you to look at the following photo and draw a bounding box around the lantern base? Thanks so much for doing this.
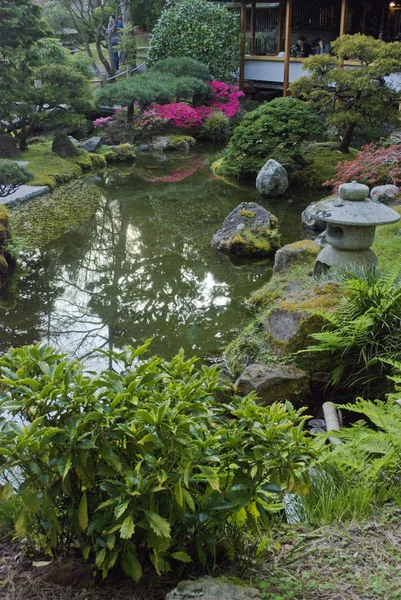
[314,245,377,277]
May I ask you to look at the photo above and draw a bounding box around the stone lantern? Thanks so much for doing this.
[314,181,400,275]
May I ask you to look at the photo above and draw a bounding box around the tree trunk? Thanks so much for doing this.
[339,122,356,153]
[126,101,134,123]
[84,40,100,75]
[119,0,137,73]
[96,25,114,77]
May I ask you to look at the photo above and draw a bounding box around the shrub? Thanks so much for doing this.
[148,0,240,81]
[0,343,316,580]
[0,159,33,197]
[324,143,401,192]
[216,97,322,180]
[88,153,107,168]
[200,111,232,142]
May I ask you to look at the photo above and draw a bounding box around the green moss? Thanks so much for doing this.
[225,314,280,378]
[88,153,107,167]
[239,209,256,218]
[225,227,281,257]
[291,143,359,190]
[102,150,118,163]
[21,143,107,189]
[21,143,82,188]
[9,179,103,249]
[169,135,196,148]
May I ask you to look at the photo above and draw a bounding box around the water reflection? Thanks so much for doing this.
[0,155,321,363]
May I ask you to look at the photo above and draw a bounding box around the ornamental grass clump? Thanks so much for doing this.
[0,342,316,581]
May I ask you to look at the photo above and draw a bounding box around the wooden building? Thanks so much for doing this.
[212,1,398,94]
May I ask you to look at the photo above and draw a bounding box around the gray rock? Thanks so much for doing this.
[152,136,170,151]
[211,202,280,257]
[256,159,288,196]
[235,363,309,404]
[301,196,336,230]
[273,240,319,273]
[315,230,327,247]
[52,133,79,157]
[0,134,20,159]
[138,144,152,152]
[370,184,400,204]
[166,577,261,600]
[68,136,79,143]
[79,136,101,152]
[309,418,326,428]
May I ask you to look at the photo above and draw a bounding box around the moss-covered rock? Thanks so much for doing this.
[212,202,280,257]
[273,240,320,274]
[235,363,310,405]
[110,144,136,162]
[266,281,343,357]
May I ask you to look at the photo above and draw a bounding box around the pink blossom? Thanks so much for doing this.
[93,116,114,128]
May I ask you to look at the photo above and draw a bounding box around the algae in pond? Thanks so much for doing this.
[9,180,104,249]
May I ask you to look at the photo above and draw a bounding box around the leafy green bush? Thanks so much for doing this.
[303,266,401,399]
[148,0,239,81]
[216,98,322,180]
[0,343,316,580]
[152,57,211,81]
[0,159,33,197]
[200,110,232,143]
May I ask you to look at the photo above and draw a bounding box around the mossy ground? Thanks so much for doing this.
[21,142,120,189]
[290,143,359,190]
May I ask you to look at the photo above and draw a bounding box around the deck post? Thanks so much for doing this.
[283,0,292,97]
[250,0,256,54]
[239,0,247,91]
[340,0,348,36]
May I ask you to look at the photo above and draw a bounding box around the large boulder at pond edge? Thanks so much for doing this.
[152,135,196,152]
[0,134,20,159]
[266,281,342,357]
[212,202,280,257]
[235,363,310,404]
[370,184,400,204]
[256,159,289,196]
[79,137,102,152]
[301,196,336,230]
[166,577,261,600]
[52,133,79,157]
[273,240,320,274]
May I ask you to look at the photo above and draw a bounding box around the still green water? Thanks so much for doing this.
[0,153,321,364]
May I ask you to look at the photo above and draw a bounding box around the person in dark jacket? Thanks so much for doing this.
[296,35,311,58]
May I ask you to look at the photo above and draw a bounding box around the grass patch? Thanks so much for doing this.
[291,143,359,190]
[258,507,401,600]
[372,205,401,268]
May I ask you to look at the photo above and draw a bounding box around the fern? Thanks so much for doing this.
[302,266,401,398]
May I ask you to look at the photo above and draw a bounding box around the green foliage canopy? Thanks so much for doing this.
[0,160,33,197]
[217,97,322,179]
[290,35,401,153]
[152,57,212,81]
[96,71,211,113]
[0,342,316,580]
[148,0,240,81]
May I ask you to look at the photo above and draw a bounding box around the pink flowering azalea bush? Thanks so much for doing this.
[93,116,114,129]
[324,143,401,192]
[149,81,244,130]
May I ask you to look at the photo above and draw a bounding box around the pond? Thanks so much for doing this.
[0,153,323,366]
